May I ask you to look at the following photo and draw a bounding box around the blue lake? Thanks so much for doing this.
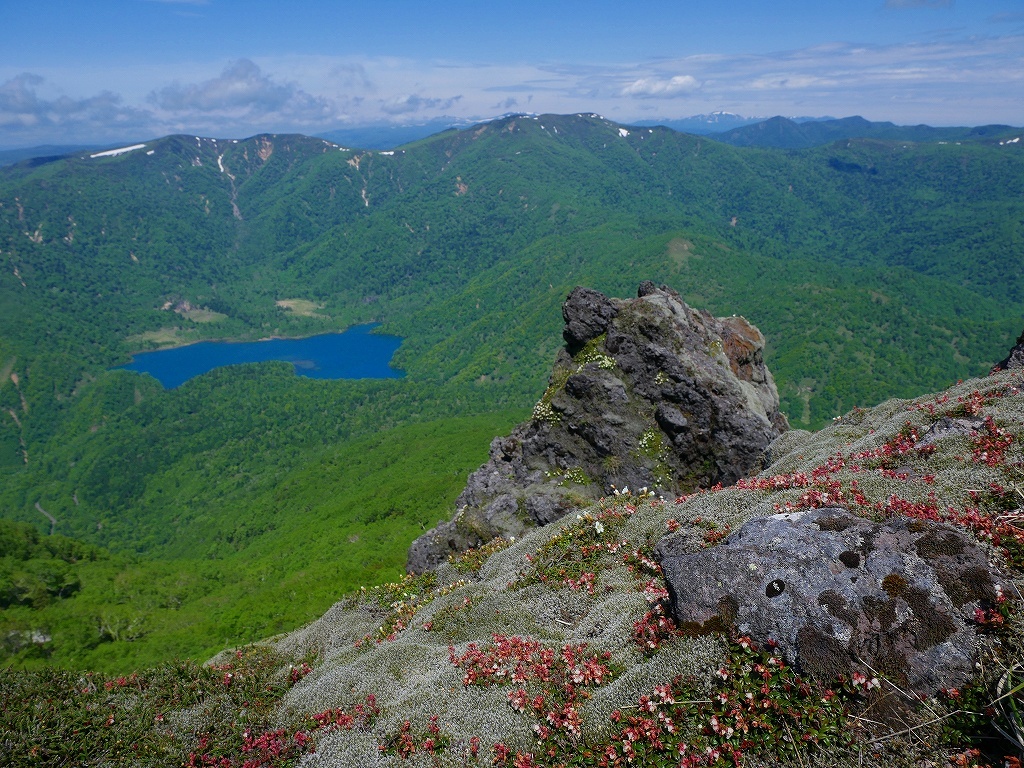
[117,324,405,388]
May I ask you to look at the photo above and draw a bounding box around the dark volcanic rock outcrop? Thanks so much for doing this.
[996,329,1024,371]
[657,507,1005,695]
[407,282,787,572]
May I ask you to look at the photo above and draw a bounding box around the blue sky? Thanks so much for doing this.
[1,0,1022,147]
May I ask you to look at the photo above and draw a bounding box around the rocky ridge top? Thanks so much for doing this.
[160,313,1024,768]
[407,281,787,573]
[264,366,1024,767]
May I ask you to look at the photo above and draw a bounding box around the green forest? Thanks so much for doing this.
[0,114,1022,670]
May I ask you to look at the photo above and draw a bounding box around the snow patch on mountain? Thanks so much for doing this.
[89,144,146,159]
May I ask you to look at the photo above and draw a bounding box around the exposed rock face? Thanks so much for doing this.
[561,286,619,353]
[407,282,787,573]
[915,416,986,448]
[657,507,1005,695]
[996,329,1024,371]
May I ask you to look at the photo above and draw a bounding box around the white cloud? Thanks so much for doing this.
[327,62,374,93]
[621,75,701,98]
[591,35,1024,124]
[0,73,151,143]
[988,12,1024,24]
[149,59,332,122]
[748,74,837,91]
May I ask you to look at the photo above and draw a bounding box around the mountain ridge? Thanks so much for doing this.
[709,114,1021,149]
[7,112,1017,163]
[1,111,1022,669]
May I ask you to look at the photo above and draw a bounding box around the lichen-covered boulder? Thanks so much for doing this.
[407,282,787,572]
[656,507,1006,695]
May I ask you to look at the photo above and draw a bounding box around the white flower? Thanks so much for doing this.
[594,521,605,535]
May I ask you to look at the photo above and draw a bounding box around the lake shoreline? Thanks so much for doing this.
[122,321,389,357]
[115,324,404,389]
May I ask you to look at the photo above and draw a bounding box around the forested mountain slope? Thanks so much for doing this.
[0,114,1021,667]
[8,366,1024,766]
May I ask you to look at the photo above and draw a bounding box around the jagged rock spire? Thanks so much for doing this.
[407,282,787,573]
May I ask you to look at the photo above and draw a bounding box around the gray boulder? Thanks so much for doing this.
[657,507,1005,695]
[915,416,985,448]
[407,282,787,573]
[562,286,619,353]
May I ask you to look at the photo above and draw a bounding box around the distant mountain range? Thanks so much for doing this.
[707,114,1021,149]
[7,113,1020,165]
[0,144,99,167]
[315,117,464,150]
[314,112,1020,150]
[631,111,806,134]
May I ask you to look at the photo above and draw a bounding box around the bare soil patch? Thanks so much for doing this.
[276,299,326,318]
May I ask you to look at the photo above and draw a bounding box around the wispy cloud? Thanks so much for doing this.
[491,96,524,111]
[621,75,700,98]
[379,93,462,115]
[0,73,151,141]
[327,62,374,93]
[544,34,1024,123]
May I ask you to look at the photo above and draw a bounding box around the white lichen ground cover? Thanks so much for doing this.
[220,369,1024,767]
